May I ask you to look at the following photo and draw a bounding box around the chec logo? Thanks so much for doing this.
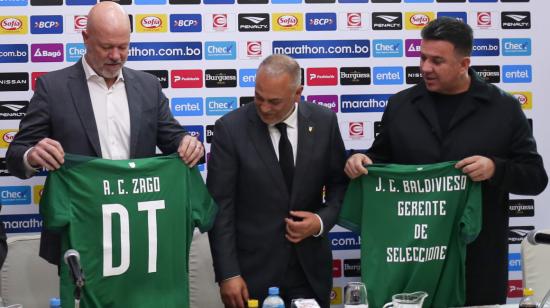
[213,14,227,30]
[347,13,361,27]
[0,16,27,34]
[247,41,262,57]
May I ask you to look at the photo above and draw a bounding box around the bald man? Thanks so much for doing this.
[7,1,204,265]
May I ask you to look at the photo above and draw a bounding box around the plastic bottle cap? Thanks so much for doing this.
[523,288,534,296]
[268,287,280,295]
[50,297,61,306]
[248,299,259,307]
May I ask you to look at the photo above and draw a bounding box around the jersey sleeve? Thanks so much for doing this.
[39,170,71,230]
[459,181,482,244]
[338,177,363,233]
[187,167,218,233]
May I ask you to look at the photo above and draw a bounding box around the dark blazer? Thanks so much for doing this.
[367,69,548,305]
[207,102,348,305]
[6,60,186,264]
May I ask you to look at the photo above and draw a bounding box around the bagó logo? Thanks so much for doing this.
[136,14,167,33]
[305,13,336,31]
[405,39,421,57]
[0,16,27,34]
[31,43,63,62]
[307,95,338,112]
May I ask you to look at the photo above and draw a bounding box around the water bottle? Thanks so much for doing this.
[519,288,537,308]
[262,287,285,308]
[49,297,61,308]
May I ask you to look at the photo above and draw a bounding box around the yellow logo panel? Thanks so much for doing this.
[136,14,168,33]
[0,129,18,148]
[272,13,303,31]
[405,12,434,30]
[34,185,44,205]
[330,287,342,305]
[0,16,28,35]
[510,91,532,110]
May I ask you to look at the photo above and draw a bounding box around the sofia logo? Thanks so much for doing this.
[1,18,23,31]
[409,14,429,26]
[247,41,261,56]
[513,93,528,105]
[213,14,227,29]
[74,16,87,30]
[3,131,16,143]
[277,15,298,27]
[349,122,364,137]
[141,16,162,28]
[347,13,361,27]
[477,12,491,26]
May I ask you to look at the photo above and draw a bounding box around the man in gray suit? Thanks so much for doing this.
[6,2,203,265]
[207,54,348,308]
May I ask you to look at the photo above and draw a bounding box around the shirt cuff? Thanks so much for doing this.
[23,147,39,177]
[313,214,324,237]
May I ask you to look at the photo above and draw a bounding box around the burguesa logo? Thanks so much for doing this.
[247,41,261,56]
[513,93,528,105]
[3,131,16,143]
[477,12,491,26]
[1,18,22,31]
[410,14,429,26]
[347,13,361,27]
[74,15,87,31]
[213,14,227,29]
[141,16,162,29]
[277,15,298,27]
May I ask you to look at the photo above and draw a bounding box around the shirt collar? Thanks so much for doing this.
[82,56,124,83]
[272,103,298,129]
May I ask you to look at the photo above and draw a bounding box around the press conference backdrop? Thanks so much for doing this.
[0,0,548,305]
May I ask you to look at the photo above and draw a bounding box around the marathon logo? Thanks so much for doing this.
[508,226,534,244]
[508,199,534,217]
[341,94,390,113]
[343,259,361,277]
[372,12,402,30]
[238,14,269,32]
[142,70,169,88]
[205,69,237,88]
[472,38,500,57]
[0,100,27,119]
[437,11,467,23]
[471,65,500,83]
[0,72,28,91]
[329,231,361,250]
[340,67,371,85]
[501,12,531,29]
[2,214,43,233]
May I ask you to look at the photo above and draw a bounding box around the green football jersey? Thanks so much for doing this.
[339,161,481,308]
[40,154,217,308]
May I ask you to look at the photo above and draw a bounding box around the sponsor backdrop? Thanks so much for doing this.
[0,0,548,305]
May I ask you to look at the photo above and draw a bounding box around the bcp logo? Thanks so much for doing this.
[272,13,303,31]
[405,12,434,30]
[212,14,228,31]
[332,259,342,278]
[31,72,47,90]
[30,15,63,34]
[182,125,204,142]
[31,44,63,62]
[247,41,262,57]
[349,122,364,138]
[507,280,523,298]
[136,14,167,32]
[305,13,336,31]
[502,65,532,83]
[436,12,467,23]
[171,97,203,116]
[502,38,531,56]
[307,68,338,86]
[307,95,338,112]
[170,14,202,32]
[0,129,17,148]
[509,91,532,110]
[0,186,31,205]
[171,70,203,88]
[0,16,27,34]
[33,185,43,205]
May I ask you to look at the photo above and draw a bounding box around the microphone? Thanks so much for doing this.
[526,230,550,245]
[64,249,86,288]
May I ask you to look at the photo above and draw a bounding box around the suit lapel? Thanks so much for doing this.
[247,105,288,195]
[68,61,102,157]
[291,103,314,203]
[123,68,142,158]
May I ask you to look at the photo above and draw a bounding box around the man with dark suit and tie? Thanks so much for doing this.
[6,1,203,266]
[207,54,348,308]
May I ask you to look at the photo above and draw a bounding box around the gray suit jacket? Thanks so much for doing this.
[207,102,348,305]
[6,60,186,264]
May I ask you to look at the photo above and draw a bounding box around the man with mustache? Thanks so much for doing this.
[7,1,203,266]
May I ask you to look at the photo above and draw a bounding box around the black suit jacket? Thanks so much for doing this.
[6,60,186,264]
[207,102,348,304]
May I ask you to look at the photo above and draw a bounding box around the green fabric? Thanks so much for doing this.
[339,161,481,308]
[40,154,217,308]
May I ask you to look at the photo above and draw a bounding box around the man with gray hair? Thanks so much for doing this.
[208,54,348,308]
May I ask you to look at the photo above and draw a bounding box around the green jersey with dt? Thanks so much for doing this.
[339,161,482,308]
[40,154,217,308]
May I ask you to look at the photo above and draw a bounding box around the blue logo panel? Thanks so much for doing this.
[66,43,85,62]
[239,69,257,87]
[128,42,202,61]
[373,67,403,85]
[66,0,96,5]
[2,214,43,233]
[170,14,202,32]
[206,97,237,116]
[0,0,28,6]
[183,125,204,142]
[0,44,28,63]
[305,13,337,31]
[0,186,31,205]
[31,15,63,34]
[340,94,391,113]
[205,41,236,60]
[171,97,203,116]
[329,232,361,250]
[502,38,531,56]
[508,253,521,271]
[502,65,532,83]
[204,0,234,4]
[273,40,370,59]
[437,12,467,23]
[472,39,500,57]
[373,39,403,58]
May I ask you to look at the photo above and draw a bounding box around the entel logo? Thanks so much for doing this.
[410,14,429,26]
[3,131,16,143]
[1,18,22,30]
[349,122,364,137]
[278,15,298,27]
[347,13,361,27]
[213,14,227,29]
[247,41,261,56]
[477,12,491,26]
[141,16,162,29]
[74,16,87,30]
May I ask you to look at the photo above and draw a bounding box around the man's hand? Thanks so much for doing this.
[28,138,65,171]
[284,211,321,244]
[177,135,204,167]
[219,276,249,308]
[344,153,373,179]
[455,155,495,182]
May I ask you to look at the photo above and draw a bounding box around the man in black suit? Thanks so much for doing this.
[6,2,203,265]
[207,54,348,308]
